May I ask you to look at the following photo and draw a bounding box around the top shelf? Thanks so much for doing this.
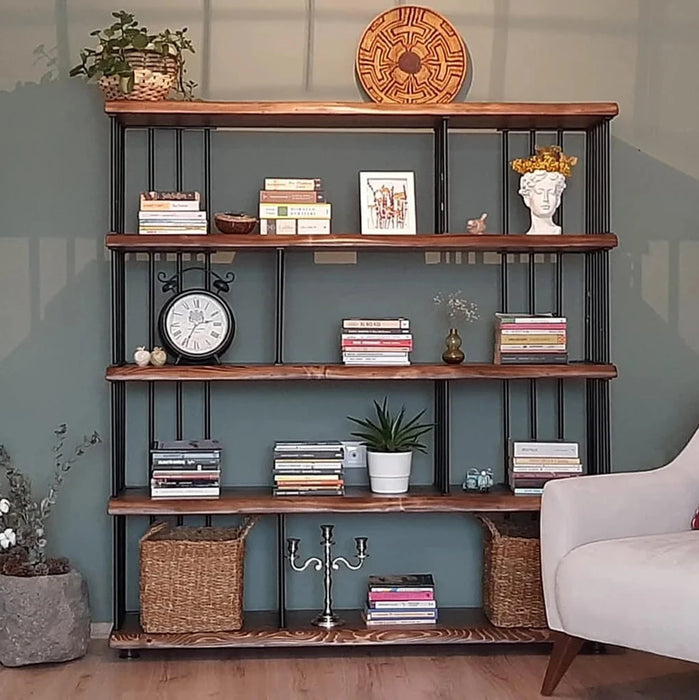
[105,101,619,131]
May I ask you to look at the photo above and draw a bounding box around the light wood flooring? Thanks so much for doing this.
[1,641,698,700]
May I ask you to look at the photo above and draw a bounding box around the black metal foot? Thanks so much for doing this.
[119,649,141,659]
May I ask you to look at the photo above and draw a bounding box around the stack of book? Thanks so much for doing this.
[508,440,583,495]
[138,191,208,235]
[493,313,568,364]
[149,439,222,499]
[259,178,331,235]
[273,441,344,496]
[341,318,412,366]
[364,574,438,626]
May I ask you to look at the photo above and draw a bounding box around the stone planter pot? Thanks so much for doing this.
[0,568,90,667]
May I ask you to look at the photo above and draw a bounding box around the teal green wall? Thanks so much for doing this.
[1,2,698,623]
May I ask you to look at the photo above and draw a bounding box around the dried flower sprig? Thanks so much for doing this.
[0,425,101,576]
[433,291,480,324]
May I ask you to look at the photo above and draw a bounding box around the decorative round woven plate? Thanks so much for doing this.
[356,5,467,104]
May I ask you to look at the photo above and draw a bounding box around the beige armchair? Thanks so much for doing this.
[539,426,699,695]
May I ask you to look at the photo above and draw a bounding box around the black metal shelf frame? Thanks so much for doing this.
[108,112,613,635]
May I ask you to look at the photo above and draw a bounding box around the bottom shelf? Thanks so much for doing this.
[109,609,552,649]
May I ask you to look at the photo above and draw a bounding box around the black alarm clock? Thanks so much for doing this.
[157,268,236,364]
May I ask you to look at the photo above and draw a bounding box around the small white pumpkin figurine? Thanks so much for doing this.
[133,346,151,367]
[150,346,167,367]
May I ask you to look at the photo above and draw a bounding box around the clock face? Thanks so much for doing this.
[160,290,234,361]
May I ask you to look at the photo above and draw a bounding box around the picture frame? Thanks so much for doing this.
[359,171,416,235]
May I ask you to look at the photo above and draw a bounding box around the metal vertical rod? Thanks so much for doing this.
[115,251,126,365]
[176,250,184,441]
[434,124,442,234]
[203,128,213,523]
[527,130,537,440]
[204,128,212,232]
[113,515,126,629]
[440,117,449,233]
[148,253,156,459]
[110,116,127,630]
[110,117,119,233]
[275,249,286,364]
[555,130,565,439]
[433,382,442,491]
[277,514,287,627]
[500,130,511,471]
[203,129,213,444]
[147,130,157,471]
[600,120,612,474]
[147,128,156,190]
[440,381,450,493]
[434,118,449,233]
[175,129,183,191]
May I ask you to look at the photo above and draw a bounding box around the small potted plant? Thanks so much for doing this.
[70,10,196,101]
[433,290,480,364]
[348,398,433,494]
[0,425,101,667]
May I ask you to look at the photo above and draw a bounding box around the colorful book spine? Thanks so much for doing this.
[260,190,326,203]
[259,203,331,219]
[264,178,322,191]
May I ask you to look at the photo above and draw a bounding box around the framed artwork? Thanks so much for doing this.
[359,171,416,235]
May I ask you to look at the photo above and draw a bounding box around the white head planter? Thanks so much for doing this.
[511,146,578,236]
[518,170,566,235]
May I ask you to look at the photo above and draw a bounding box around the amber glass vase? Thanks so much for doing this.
[442,327,465,364]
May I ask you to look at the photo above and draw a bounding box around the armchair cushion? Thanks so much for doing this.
[555,530,699,664]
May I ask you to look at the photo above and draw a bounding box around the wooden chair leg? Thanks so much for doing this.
[541,632,585,696]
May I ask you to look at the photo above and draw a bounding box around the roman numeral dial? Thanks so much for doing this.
[159,288,235,362]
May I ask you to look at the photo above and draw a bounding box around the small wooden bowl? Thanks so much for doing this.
[214,212,258,235]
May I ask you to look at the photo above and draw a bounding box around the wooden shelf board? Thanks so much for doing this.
[105,100,618,130]
[109,609,552,649]
[106,233,618,252]
[108,485,541,515]
[105,363,617,382]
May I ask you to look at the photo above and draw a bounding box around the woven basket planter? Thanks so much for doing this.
[476,514,548,628]
[98,50,180,101]
[139,517,256,633]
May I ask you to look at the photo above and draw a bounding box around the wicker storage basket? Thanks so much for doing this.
[139,517,256,633]
[476,514,547,628]
[98,49,179,101]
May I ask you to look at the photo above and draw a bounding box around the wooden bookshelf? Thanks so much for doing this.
[109,609,552,650]
[105,233,618,252]
[108,485,541,516]
[105,100,618,130]
[105,363,617,382]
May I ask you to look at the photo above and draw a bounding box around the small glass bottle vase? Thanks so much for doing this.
[442,327,465,364]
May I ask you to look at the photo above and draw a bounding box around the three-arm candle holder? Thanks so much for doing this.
[286,524,369,628]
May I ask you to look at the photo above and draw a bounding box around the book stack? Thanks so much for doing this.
[149,439,222,499]
[493,313,568,364]
[273,441,345,496]
[509,440,583,495]
[341,318,412,366]
[138,191,208,235]
[364,574,438,626]
[259,178,331,235]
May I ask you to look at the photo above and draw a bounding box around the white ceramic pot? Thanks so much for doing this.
[367,451,413,494]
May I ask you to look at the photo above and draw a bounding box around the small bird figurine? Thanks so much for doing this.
[466,212,488,235]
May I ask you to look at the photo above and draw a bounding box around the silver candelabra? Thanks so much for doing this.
[286,524,368,628]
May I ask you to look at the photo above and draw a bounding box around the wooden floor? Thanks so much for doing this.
[1,640,697,699]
